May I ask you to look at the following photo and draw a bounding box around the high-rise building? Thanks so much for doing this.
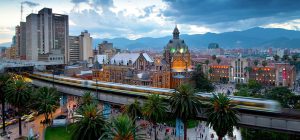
[25,8,68,63]
[79,30,93,62]
[19,22,26,60]
[98,41,119,59]
[68,36,80,63]
[208,43,224,55]
[68,30,93,64]
[15,25,20,59]
[26,14,39,61]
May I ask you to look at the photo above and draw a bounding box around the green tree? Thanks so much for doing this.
[234,87,250,97]
[205,60,209,66]
[208,68,213,74]
[170,84,201,140]
[206,93,238,140]
[262,60,268,67]
[105,114,144,140]
[0,74,10,134]
[282,54,290,62]
[241,127,294,140]
[292,54,298,62]
[288,95,300,109]
[191,68,214,92]
[253,60,259,66]
[123,99,142,123]
[273,55,280,62]
[247,79,262,94]
[244,66,252,73]
[80,92,96,106]
[32,87,60,124]
[216,58,221,64]
[5,79,32,136]
[71,104,106,140]
[142,94,167,140]
[195,64,202,72]
[265,87,293,108]
[212,55,217,61]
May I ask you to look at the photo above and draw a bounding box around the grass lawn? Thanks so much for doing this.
[45,126,72,140]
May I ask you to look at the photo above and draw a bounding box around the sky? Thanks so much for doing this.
[1,0,300,44]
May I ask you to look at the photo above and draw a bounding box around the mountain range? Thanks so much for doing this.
[1,27,300,50]
[93,27,300,51]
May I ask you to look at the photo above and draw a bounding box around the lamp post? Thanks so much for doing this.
[96,77,98,100]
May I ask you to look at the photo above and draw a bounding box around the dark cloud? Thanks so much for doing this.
[163,0,300,24]
[21,1,39,8]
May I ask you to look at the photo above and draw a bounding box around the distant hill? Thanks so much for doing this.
[2,27,300,50]
[93,27,300,51]
[0,42,11,47]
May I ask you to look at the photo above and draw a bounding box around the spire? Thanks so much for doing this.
[173,25,180,39]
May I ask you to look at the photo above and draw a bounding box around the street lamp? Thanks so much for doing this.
[96,77,98,100]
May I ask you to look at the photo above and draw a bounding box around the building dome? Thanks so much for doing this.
[173,25,180,39]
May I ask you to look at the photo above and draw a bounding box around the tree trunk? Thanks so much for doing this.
[218,136,223,140]
[154,123,157,140]
[183,120,187,140]
[1,93,6,134]
[18,117,22,136]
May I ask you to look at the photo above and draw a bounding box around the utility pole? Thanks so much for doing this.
[96,78,98,100]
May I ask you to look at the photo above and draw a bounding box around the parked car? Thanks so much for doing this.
[29,111,38,117]
[21,115,29,121]
[25,115,35,122]
[9,119,18,124]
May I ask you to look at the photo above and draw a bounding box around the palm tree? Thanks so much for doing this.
[205,60,209,66]
[195,64,202,72]
[262,60,268,67]
[216,58,221,64]
[244,66,252,73]
[106,114,144,140]
[5,79,32,136]
[143,94,167,140]
[71,104,106,140]
[282,54,290,62]
[292,54,298,65]
[123,99,142,122]
[273,55,280,62]
[212,55,217,61]
[206,93,239,140]
[0,74,10,134]
[170,84,202,140]
[253,60,259,67]
[80,91,95,106]
[32,87,60,124]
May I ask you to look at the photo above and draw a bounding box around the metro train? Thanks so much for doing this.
[28,72,282,113]
[29,72,175,97]
[198,93,282,113]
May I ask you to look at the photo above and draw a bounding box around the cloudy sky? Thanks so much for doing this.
[1,0,300,44]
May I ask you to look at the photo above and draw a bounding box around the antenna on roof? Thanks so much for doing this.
[21,2,23,22]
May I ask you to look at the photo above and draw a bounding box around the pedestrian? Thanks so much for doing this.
[7,134,10,139]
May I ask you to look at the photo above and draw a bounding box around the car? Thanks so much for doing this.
[29,111,38,117]
[9,119,18,124]
[21,115,29,121]
[25,115,35,122]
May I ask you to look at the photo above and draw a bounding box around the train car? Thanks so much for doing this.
[30,72,175,96]
[198,93,282,113]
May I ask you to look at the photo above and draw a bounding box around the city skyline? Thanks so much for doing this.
[1,0,300,45]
